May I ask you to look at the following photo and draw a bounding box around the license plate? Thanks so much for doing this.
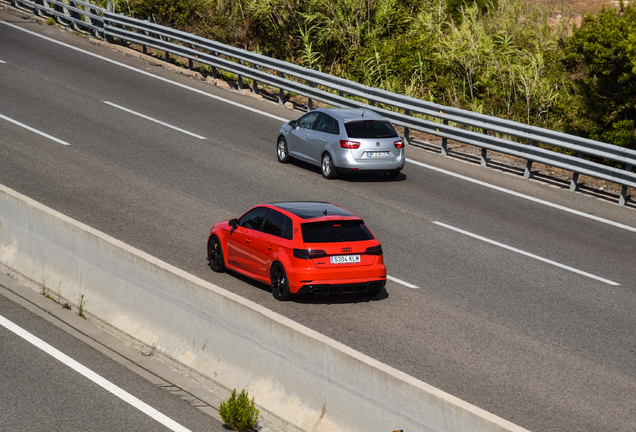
[367,151,388,158]
[330,255,361,264]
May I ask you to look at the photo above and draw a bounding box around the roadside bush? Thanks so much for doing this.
[219,389,259,431]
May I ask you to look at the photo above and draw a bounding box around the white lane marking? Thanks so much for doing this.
[0,60,6,63]
[2,19,633,237]
[408,158,636,233]
[387,275,420,289]
[0,114,71,146]
[0,19,289,123]
[103,101,206,140]
[0,314,191,432]
[433,221,620,286]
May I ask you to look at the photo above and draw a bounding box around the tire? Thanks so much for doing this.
[321,152,338,179]
[270,263,291,301]
[277,136,290,163]
[207,235,226,272]
[384,170,400,179]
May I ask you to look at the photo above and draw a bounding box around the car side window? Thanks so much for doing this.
[330,118,340,135]
[262,210,290,238]
[298,112,320,130]
[238,207,270,231]
[314,115,339,135]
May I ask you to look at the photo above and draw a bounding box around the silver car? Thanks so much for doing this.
[277,108,405,179]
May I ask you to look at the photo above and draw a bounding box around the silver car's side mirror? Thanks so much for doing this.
[289,120,298,129]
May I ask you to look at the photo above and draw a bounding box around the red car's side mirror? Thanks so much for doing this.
[228,218,238,227]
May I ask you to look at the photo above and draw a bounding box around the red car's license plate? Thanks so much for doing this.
[330,255,361,264]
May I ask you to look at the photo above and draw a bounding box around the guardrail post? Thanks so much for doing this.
[308,82,314,110]
[570,152,584,192]
[212,53,218,80]
[237,61,244,90]
[619,163,633,206]
[481,129,488,167]
[524,141,538,179]
[278,73,285,106]
[441,119,449,156]
[165,51,170,63]
[403,110,411,145]
[252,64,259,95]
[34,0,49,18]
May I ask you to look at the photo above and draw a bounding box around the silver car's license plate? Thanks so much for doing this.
[330,255,361,264]
[367,151,388,158]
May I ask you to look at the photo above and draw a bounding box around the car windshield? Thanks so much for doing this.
[301,220,374,243]
[345,121,398,139]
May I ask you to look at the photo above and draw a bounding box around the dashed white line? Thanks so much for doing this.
[408,158,636,234]
[0,314,192,432]
[433,221,620,286]
[0,114,71,146]
[103,101,206,139]
[0,60,6,63]
[0,19,288,123]
[387,275,420,289]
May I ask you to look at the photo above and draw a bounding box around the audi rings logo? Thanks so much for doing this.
[341,247,352,253]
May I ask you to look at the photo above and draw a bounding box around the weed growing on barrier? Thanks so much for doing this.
[78,294,86,318]
[219,389,259,431]
[46,18,55,25]
[39,286,72,310]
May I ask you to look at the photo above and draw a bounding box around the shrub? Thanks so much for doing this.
[219,389,259,431]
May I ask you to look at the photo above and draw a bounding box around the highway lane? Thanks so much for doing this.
[0,279,228,432]
[2,10,636,431]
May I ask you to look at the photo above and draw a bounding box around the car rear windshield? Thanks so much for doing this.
[345,121,398,139]
[301,220,374,243]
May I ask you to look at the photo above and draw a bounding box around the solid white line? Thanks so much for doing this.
[103,101,206,140]
[408,158,636,233]
[0,60,6,63]
[0,114,71,146]
[387,275,420,289]
[433,221,620,286]
[0,314,191,432]
[0,19,289,123]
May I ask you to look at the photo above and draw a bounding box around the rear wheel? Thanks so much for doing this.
[207,235,225,272]
[277,136,290,163]
[321,153,338,179]
[270,263,291,301]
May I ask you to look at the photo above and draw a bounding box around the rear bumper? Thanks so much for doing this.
[332,149,405,171]
[297,279,385,295]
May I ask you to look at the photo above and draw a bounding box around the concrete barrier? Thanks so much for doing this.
[0,183,528,432]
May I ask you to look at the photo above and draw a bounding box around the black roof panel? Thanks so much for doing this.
[271,202,356,219]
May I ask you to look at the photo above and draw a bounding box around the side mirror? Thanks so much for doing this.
[228,218,238,227]
[289,120,297,129]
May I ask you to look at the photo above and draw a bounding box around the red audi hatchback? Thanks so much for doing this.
[207,202,386,300]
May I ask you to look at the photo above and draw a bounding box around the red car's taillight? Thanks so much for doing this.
[365,245,383,255]
[339,140,361,149]
[394,139,404,149]
[293,248,328,259]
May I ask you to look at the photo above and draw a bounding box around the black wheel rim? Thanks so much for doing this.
[209,239,222,269]
[271,266,284,298]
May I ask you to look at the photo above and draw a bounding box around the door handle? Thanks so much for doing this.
[268,245,274,250]
[245,238,251,244]
[321,138,327,142]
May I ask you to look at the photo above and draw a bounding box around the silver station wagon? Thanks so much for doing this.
[277,108,405,179]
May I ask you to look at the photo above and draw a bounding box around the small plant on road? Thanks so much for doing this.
[219,389,259,431]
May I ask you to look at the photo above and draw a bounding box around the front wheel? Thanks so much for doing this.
[207,235,226,272]
[270,263,291,301]
[321,153,338,179]
[277,136,290,163]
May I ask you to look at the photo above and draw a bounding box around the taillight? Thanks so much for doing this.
[365,245,383,255]
[293,248,328,259]
[339,140,361,149]
[394,139,404,149]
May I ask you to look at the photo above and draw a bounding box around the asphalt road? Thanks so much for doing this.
[0,275,229,432]
[2,7,636,431]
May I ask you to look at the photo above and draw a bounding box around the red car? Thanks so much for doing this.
[207,202,386,300]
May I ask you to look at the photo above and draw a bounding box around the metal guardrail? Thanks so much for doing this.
[8,0,636,205]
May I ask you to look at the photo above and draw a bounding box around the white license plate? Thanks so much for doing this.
[330,255,361,264]
[367,151,388,158]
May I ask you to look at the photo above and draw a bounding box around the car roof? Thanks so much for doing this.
[269,202,359,220]
[314,108,386,123]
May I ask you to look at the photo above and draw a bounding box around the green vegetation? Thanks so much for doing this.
[95,0,636,149]
[219,389,259,431]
